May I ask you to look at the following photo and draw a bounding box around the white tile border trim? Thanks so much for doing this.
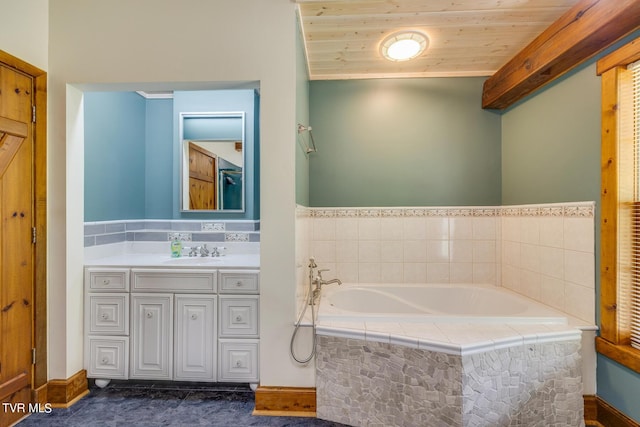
[302,201,595,218]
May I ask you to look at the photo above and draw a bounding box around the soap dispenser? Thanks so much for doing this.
[170,238,182,258]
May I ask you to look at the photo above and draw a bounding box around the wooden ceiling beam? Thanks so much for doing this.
[481,0,640,110]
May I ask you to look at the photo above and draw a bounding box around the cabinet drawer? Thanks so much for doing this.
[219,270,259,294]
[132,269,217,292]
[87,293,129,335]
[218,339,259,382]
[86,336,129,379]
[86,268,130,292]
[219,296,259,337]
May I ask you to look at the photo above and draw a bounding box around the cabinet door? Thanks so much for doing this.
[130,294,173,380]
[174,295,217,381]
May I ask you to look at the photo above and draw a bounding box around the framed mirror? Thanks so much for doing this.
[180,112,245,212]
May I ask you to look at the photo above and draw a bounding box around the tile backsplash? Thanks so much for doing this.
[84,220,260,247]
[297,201,595,323]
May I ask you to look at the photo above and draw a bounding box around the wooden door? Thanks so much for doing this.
[0,64,35,427]
[188,142,217,210]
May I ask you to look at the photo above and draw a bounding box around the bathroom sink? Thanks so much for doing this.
[161,257,221,266]
[86,252,259,268]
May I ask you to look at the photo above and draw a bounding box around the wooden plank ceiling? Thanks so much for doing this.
[297,0,581,80]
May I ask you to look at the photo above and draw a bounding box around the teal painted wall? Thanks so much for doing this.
[172,89,258,220]
[84,91,146,221]
[597,354,640,421]
[145,98,174,219]
[501,64,601,205]
[295,13,310,206]
[308,78,502,207]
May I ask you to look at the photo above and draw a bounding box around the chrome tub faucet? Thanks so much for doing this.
[311,267,342,304]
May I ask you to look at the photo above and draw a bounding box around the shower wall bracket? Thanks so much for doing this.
[297,123,317,155]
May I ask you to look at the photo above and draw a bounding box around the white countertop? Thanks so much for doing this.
[85,253,260,268]
[84,242,260,269]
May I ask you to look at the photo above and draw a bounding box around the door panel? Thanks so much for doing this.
[0,65,32,123]
[188,142,217,209]
[0,133,26,177]
[0,63,34,427]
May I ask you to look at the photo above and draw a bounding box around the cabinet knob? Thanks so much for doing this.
[236,360,242,368]
[102,279,110,285]
[102,357,109,364]
[235,315,242,322]
[191,314,198,320]
[101,313,109,320]
[236,281,243,287]
[146,312,153,318]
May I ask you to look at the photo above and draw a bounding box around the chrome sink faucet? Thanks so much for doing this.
[187,246,199,257]
[211,246,225,257]
[199,244,210,257]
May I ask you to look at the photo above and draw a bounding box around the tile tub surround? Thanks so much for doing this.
[501,203,595,324]
[316,333,583,427]
[299,201,595,324]
[298,202,597,401]
[307,206,500,286]
[84,219,260,247]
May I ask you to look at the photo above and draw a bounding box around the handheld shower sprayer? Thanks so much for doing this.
[290,256,321,364]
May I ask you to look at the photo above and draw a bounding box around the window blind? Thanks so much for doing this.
[630,59,640,349]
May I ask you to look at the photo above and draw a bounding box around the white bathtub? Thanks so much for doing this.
[317,283,568,325]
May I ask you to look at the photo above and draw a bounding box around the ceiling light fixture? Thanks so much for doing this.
[381,31,428,62]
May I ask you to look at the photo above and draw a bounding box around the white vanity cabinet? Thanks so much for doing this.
[218,270,260,382]
[84,265,259,385]
[85,268,130,380]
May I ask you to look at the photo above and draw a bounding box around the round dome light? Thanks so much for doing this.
[381,31,428,62]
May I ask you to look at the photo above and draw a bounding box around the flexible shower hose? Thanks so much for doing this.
[290,265,317,364]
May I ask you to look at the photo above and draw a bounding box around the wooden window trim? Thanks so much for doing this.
[598,37,640,374]
[596,337,640,374]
